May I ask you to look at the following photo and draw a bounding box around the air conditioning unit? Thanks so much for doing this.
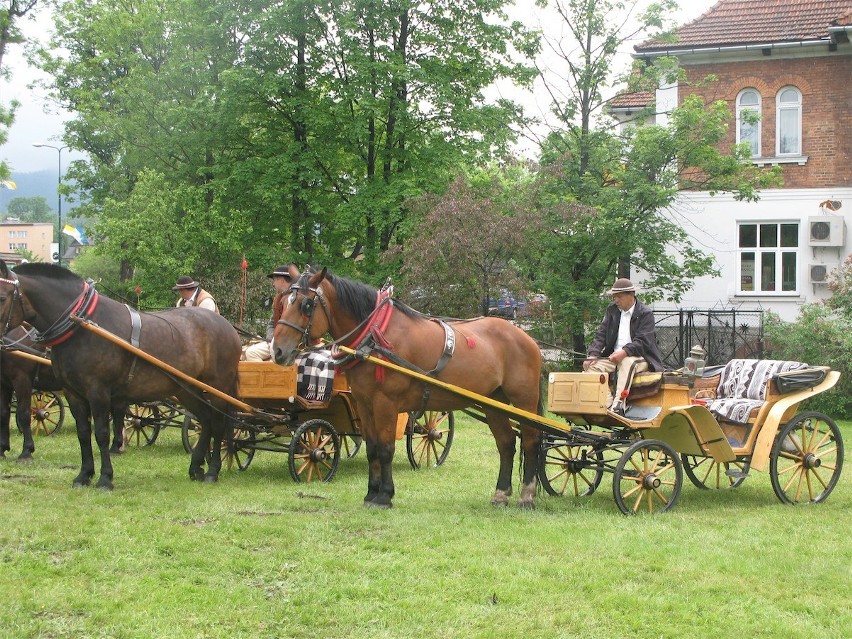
[809,263,836,285]
[808,216,846,247]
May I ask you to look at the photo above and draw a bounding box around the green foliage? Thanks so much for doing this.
[764,305,852,418]
[37,0,535,285]
[6,196,53,222]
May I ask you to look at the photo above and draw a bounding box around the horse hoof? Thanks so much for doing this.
[96,479,114,491]
[517,500,535,510]
[490,490,510,507]
[16,454,33,464]
[363,500,392,509]
[189,469,204,481]
[72,480,90,489]
[109,447,125,456]
[203,474,219,483]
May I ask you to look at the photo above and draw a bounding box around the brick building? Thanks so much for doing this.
[620,0,852,320]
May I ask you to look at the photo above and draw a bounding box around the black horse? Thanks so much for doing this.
[0,260,241,489]
[1,325,126,460]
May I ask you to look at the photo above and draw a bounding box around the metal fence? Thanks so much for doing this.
[654,309,765,369]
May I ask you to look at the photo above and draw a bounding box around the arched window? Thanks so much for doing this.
[736,89,761,157]
[776,86,802,156]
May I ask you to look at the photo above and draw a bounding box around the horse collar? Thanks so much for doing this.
[36,280,100,347]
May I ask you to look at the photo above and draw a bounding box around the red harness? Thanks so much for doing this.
[39,282,100,347]
[331,290,394,381]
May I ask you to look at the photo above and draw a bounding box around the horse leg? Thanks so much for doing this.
[91,399,115,490]
[66,394,96,487]
[109,403,126,455]
[517,426,541,509]
[203,408,230,483]
[187,404,211,481]
[486,410,517,507]
[12,381,35,462]
[0,386,11,458]
[364,400,398,508]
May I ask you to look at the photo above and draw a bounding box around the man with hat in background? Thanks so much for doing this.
[173,276,219,314]
[583,277,664,414]
[244,264,294,361]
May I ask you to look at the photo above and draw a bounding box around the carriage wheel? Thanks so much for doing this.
[30,390,65,436]
[123,403,162,447]
[181,413,202,454]
[181,413,255,470]
[339,434,362,459]
[538,435,604,497]
[681,454,750,490]
[613,439,683,515]
[770,412,844,505]
[406,411,454,469]
[223,427,256,472]
[288,419,340,483]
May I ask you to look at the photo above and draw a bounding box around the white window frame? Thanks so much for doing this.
[736,88,761,157]
[737,222,800,295]
[776,86,802,156]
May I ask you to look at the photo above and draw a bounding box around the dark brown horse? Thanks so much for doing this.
[0,260,241,489]
[272,267,542,508]
[1,325,127,460]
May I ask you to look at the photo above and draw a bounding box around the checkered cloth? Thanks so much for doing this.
[296,350,336,402]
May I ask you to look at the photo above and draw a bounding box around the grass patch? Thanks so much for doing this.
[1,414,850,638]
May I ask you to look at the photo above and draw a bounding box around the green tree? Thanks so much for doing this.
[528,0,780,352]
[36,0,536,289]
[6,195,52,221]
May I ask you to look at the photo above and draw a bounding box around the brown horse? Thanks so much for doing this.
[0,260,241,489]
[272,267,542,508]
[1,325,127,460]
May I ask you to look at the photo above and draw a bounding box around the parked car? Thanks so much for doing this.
[487,292,525,319]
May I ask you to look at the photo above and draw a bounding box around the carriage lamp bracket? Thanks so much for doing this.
[683,344,706,388]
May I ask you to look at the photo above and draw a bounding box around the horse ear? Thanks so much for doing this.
[0,259,7,278]
[309,267,328,288]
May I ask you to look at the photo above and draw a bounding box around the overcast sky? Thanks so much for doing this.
[0,0,716,175]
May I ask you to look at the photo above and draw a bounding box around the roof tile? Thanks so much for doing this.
[637,0,852,52]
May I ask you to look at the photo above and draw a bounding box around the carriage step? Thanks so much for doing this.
[725,469,749,479]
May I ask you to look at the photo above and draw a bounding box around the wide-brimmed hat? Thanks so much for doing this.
[607,278,636,294]
[267,265,294,280]
[172,276,199,291]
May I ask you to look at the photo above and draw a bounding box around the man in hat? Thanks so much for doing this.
[583,277,664,414]
[173,276,219,314]
[244,264,294,361]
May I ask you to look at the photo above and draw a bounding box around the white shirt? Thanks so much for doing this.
[615,303,635,351]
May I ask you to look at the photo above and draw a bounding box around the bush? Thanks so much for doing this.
[764,304,852,419]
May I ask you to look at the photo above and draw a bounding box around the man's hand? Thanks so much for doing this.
[582,358,594,371]
[608,349,627,364]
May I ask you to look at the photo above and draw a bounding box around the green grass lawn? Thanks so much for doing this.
[1,414,850,639]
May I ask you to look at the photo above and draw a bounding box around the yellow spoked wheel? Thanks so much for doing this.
[538,436,604,497]
[405,411,454,469]
[613,439,683,515]
[29,391,65,436]
[181,413,255,471]
[770,412,843,504]
[123,403,161,447]
[681,454,750,490]
[288,419,340,483]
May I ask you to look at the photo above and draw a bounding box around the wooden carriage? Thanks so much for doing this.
[539,360,843,514]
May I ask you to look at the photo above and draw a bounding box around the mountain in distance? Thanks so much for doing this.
[0,169,78,218]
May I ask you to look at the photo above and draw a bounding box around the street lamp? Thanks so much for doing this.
[33,143,69,267]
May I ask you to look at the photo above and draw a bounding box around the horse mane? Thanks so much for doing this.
[14,262,83,284]
[322,271,420,322]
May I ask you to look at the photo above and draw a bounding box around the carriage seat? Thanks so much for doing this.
[702,359,809,424]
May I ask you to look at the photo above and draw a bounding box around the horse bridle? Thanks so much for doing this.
[0,274,25,338]
[276,276,331,351]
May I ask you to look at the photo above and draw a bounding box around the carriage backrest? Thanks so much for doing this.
[716,359,810,401]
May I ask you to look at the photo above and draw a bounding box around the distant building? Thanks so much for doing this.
[0,218,54,263]
[613,0,852,321]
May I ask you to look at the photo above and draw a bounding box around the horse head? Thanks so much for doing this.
[272,266,331,365]
[0,259,29,336]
